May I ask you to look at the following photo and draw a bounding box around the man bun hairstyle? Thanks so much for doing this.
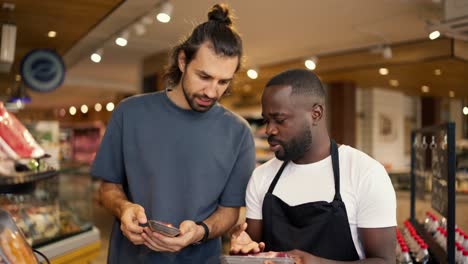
[164,3,243,88]
[208,4,232,26]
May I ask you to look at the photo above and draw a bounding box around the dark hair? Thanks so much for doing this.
[266,69,325,99]
[164,3,243,87]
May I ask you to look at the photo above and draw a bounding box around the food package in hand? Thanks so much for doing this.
[0,102,44,159]
[221,251,294,264]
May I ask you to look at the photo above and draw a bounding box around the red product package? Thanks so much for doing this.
[0,102,44,159]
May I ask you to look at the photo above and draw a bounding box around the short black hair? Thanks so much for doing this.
[266,69,325,99]
[164,3,243,87]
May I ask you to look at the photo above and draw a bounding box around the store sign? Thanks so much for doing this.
[20,49,65,92]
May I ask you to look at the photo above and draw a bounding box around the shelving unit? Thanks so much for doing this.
[409,123,456,264]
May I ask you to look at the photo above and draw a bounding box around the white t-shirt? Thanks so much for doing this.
[246,145,397,259]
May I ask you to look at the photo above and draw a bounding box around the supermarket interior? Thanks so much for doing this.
[0,0,468,263]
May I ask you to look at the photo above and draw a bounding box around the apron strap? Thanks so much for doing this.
[267,160,289,194]
[266,140,342,200]
[330,140,342,201]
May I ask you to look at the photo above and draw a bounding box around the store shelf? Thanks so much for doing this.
[0,170,58,193]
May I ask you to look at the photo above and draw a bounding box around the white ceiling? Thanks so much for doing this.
[34,0,444,109]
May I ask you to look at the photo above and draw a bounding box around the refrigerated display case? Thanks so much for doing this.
[0,170,100,264]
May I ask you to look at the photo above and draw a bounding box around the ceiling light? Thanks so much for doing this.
[157,1,173,23]
[304,57,318,70]
[69,106,77,116]
[463,106,468,115]
[247,69,258,80]
[389,79,399,87]
[47,31,56,38]
[91,49,103,63]
[434,69,442,75]
[59,108,66,117]
[429,30,440,40]
[94,103,102,112]
[115,31,129,47]
[106,102,115,112]
[81,104,88,114]
[421,85,430,93]
[379,68,389,75]
[449,91,455,98]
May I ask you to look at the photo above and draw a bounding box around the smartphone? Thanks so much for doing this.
[147,220,180,237]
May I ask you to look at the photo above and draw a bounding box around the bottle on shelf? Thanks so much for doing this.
[463,233,468,251]
[462,250,468,264]
[414,242,429,264]
[399,246,413,264]
[456,242,464,264]
[457,230,466,245]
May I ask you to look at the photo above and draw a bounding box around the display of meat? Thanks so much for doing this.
[0,102,44,159]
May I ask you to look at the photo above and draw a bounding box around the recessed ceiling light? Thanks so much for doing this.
[379,68,389,75]
[81,104,88,114]
[429,30,440,40]
[94,103,102,112]
[421,85,430,93]
[304,59,317,70]
[69,106,77,116]
[389,79,399,87]
[48,31,57,38]
[449,91,455,98]
[463,106,468,115]
[247,69,259,79]
[434,69,442,76]
[106,102,115,112]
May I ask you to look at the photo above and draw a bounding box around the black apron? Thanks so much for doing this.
[262,140,360,261]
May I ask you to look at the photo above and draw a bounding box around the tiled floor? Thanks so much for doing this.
[89,191,468,264]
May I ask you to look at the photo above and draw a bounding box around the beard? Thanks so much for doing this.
[270,124,312,161]
[181,74,216,112]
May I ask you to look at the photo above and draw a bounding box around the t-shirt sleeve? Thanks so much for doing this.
[219,128,256,207]
[357,163,397,228]
[245,169,263,220]
[90,106,125,184]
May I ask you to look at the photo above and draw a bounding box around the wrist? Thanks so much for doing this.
[117,201,133,219]
[193,221,209,245]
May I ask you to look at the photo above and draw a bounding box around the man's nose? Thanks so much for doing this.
[204,82,218,99]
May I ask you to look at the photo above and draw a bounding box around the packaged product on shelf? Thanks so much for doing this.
[0,102,44,160]
[0,209,38,263]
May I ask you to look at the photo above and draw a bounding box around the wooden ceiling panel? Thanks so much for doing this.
[0,0,124,94]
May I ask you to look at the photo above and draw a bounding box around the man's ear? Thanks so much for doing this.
[178,51,186,73]
[311,104,324,126]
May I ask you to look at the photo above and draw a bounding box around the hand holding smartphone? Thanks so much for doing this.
[147,220,181,237]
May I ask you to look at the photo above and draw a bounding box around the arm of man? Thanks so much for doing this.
[142,205,240,252]
[287,226,396,264]
[99,181,147,245]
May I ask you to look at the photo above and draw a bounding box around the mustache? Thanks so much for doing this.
[267,137,282,145]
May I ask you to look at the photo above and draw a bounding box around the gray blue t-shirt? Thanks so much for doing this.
[91,91,256,263]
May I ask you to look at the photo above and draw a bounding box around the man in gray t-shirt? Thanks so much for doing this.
[91,4,255,263]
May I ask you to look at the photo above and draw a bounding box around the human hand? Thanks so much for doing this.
[230,222,265,254]
[119,202,147,245]
[285,249,316,264]
[142,220,204,252]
